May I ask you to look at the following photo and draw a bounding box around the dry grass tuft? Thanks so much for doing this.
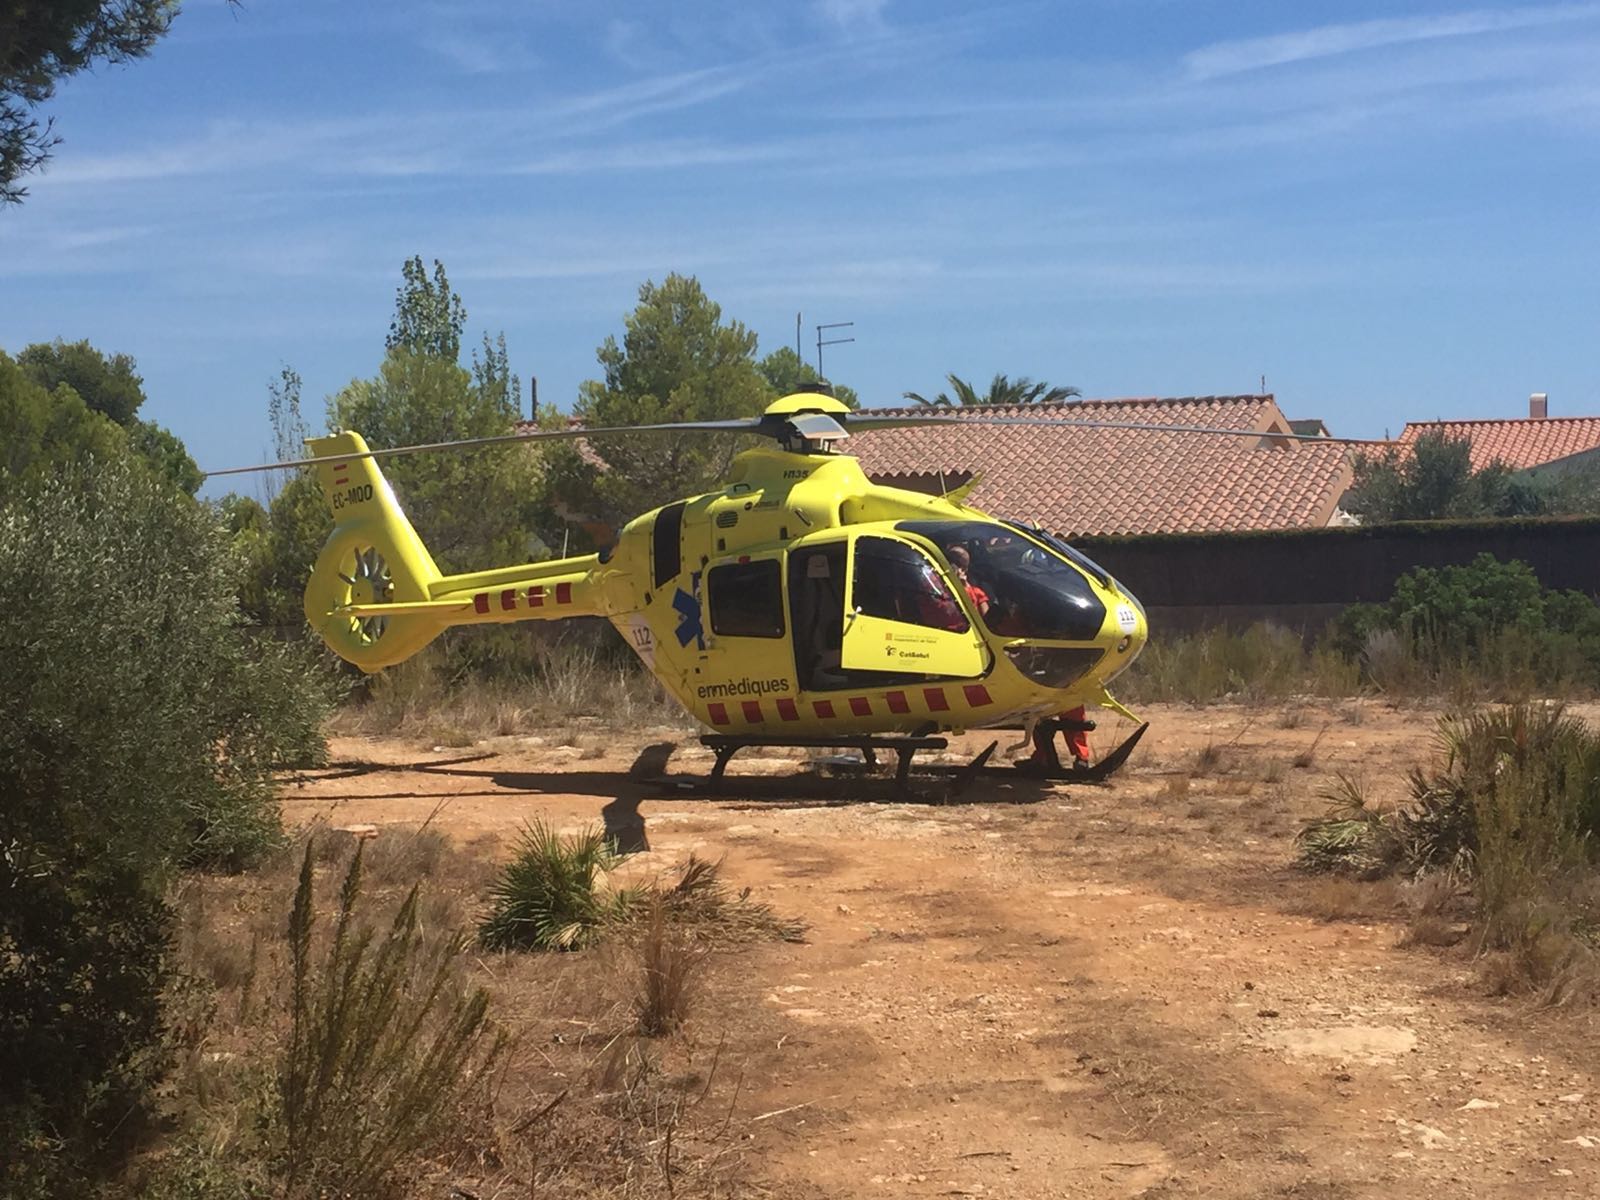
[1291,725,1328,770]
[1400,913,1466,948]
[633,900,707,1037]
[364,822,451,886]
[655,854,808,946]
[332,636,693,744]
[1081,1030,1208,1137]
[1289,877,1400,923]
[1477,916,1600,1006]
[1192,741,1225,775]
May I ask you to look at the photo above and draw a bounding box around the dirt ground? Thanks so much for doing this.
[281,699,1600,1199]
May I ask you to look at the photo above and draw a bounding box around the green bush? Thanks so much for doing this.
[479,821,634,951]
[0,461,341,1193]
[1333,554,1600,691]
[1425,706,1600,930]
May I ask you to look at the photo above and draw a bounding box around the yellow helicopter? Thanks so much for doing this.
[227,391,1166,787]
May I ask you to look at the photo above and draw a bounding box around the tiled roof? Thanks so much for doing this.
[1396,418,1600,472]
[848,396,1359,537]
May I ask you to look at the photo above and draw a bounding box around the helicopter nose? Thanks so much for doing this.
[1103,588,1147,680]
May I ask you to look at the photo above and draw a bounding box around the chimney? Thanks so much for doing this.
[1530,392,1548,419]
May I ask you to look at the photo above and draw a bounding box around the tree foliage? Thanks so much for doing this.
[386,255,467,363]
[16,338,146,424]
[904,372,1081,407]
[1,0,177,203]
[330,349,539,573]
[549,274,772,529]
[1,344,199,500]
[0,349,124,499]
[1345,430,1542,522]
[472,331,524,419]
[234,259,541,641]
[0,460,339,1193]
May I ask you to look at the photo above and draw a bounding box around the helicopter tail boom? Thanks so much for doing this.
[304,431,607,672]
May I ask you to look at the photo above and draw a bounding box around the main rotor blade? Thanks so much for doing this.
[839,412,1382,446]
[202,417,771,478]
[204,406,1379,479]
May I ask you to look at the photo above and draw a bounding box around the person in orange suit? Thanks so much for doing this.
[1024,705,1091,771]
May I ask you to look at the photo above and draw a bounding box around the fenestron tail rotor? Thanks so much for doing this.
[337,546,394,646]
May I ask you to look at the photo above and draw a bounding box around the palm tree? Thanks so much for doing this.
[903,373,1081,407]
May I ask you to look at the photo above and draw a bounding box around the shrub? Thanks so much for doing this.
[1298,703,1600,999]
[1333,554,1600,693]
[0,461,340,1192]
[1295,773,1398,879]
[479,821,634,951]
[1427,705,1600,942]
[279,842,501,1197]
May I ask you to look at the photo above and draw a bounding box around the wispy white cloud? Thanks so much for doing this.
[816,0,891,34]
[1186,3,1600,79]
[506,138,807,175]
[429,32,534,74]
[545,65,757,133]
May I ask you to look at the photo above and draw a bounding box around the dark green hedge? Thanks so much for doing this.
[1075,517,1600,608]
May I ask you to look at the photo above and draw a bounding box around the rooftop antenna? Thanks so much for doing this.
[796,312,802,359]
[1260,374,1266,396]
[816,320,855,376]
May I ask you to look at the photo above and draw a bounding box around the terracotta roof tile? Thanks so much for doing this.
[850,396,1356,537]
[1396,418,1600,472]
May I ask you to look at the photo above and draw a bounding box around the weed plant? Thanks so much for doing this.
[280,841,501,1196]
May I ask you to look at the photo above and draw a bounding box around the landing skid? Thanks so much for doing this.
[985,718,1150,784]
[650,734,998,799]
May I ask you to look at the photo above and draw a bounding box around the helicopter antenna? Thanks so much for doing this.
[815,320,854,375]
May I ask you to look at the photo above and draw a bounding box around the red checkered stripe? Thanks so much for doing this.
[470,580,576,615]
[705,683,993,727]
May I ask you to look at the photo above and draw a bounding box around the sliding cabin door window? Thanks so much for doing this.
[707,558,785,638]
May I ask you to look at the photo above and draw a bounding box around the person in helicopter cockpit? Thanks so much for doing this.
[944,545,990,617]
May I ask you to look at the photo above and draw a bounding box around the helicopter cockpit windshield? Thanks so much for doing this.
[897,520,1107,642]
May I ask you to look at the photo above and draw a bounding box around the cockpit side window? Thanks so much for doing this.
[853,536,969,634]
[897,520,1107,641]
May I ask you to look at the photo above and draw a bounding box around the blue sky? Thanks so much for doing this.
[3,0,1598,490]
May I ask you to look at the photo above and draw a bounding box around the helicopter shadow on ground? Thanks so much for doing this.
[303,743,1057,851]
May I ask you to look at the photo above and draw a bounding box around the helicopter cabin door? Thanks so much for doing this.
[839,533,988,679]
[700,551,794,695]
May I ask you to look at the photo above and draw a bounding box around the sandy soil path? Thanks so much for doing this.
[282,702,1600,1198]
